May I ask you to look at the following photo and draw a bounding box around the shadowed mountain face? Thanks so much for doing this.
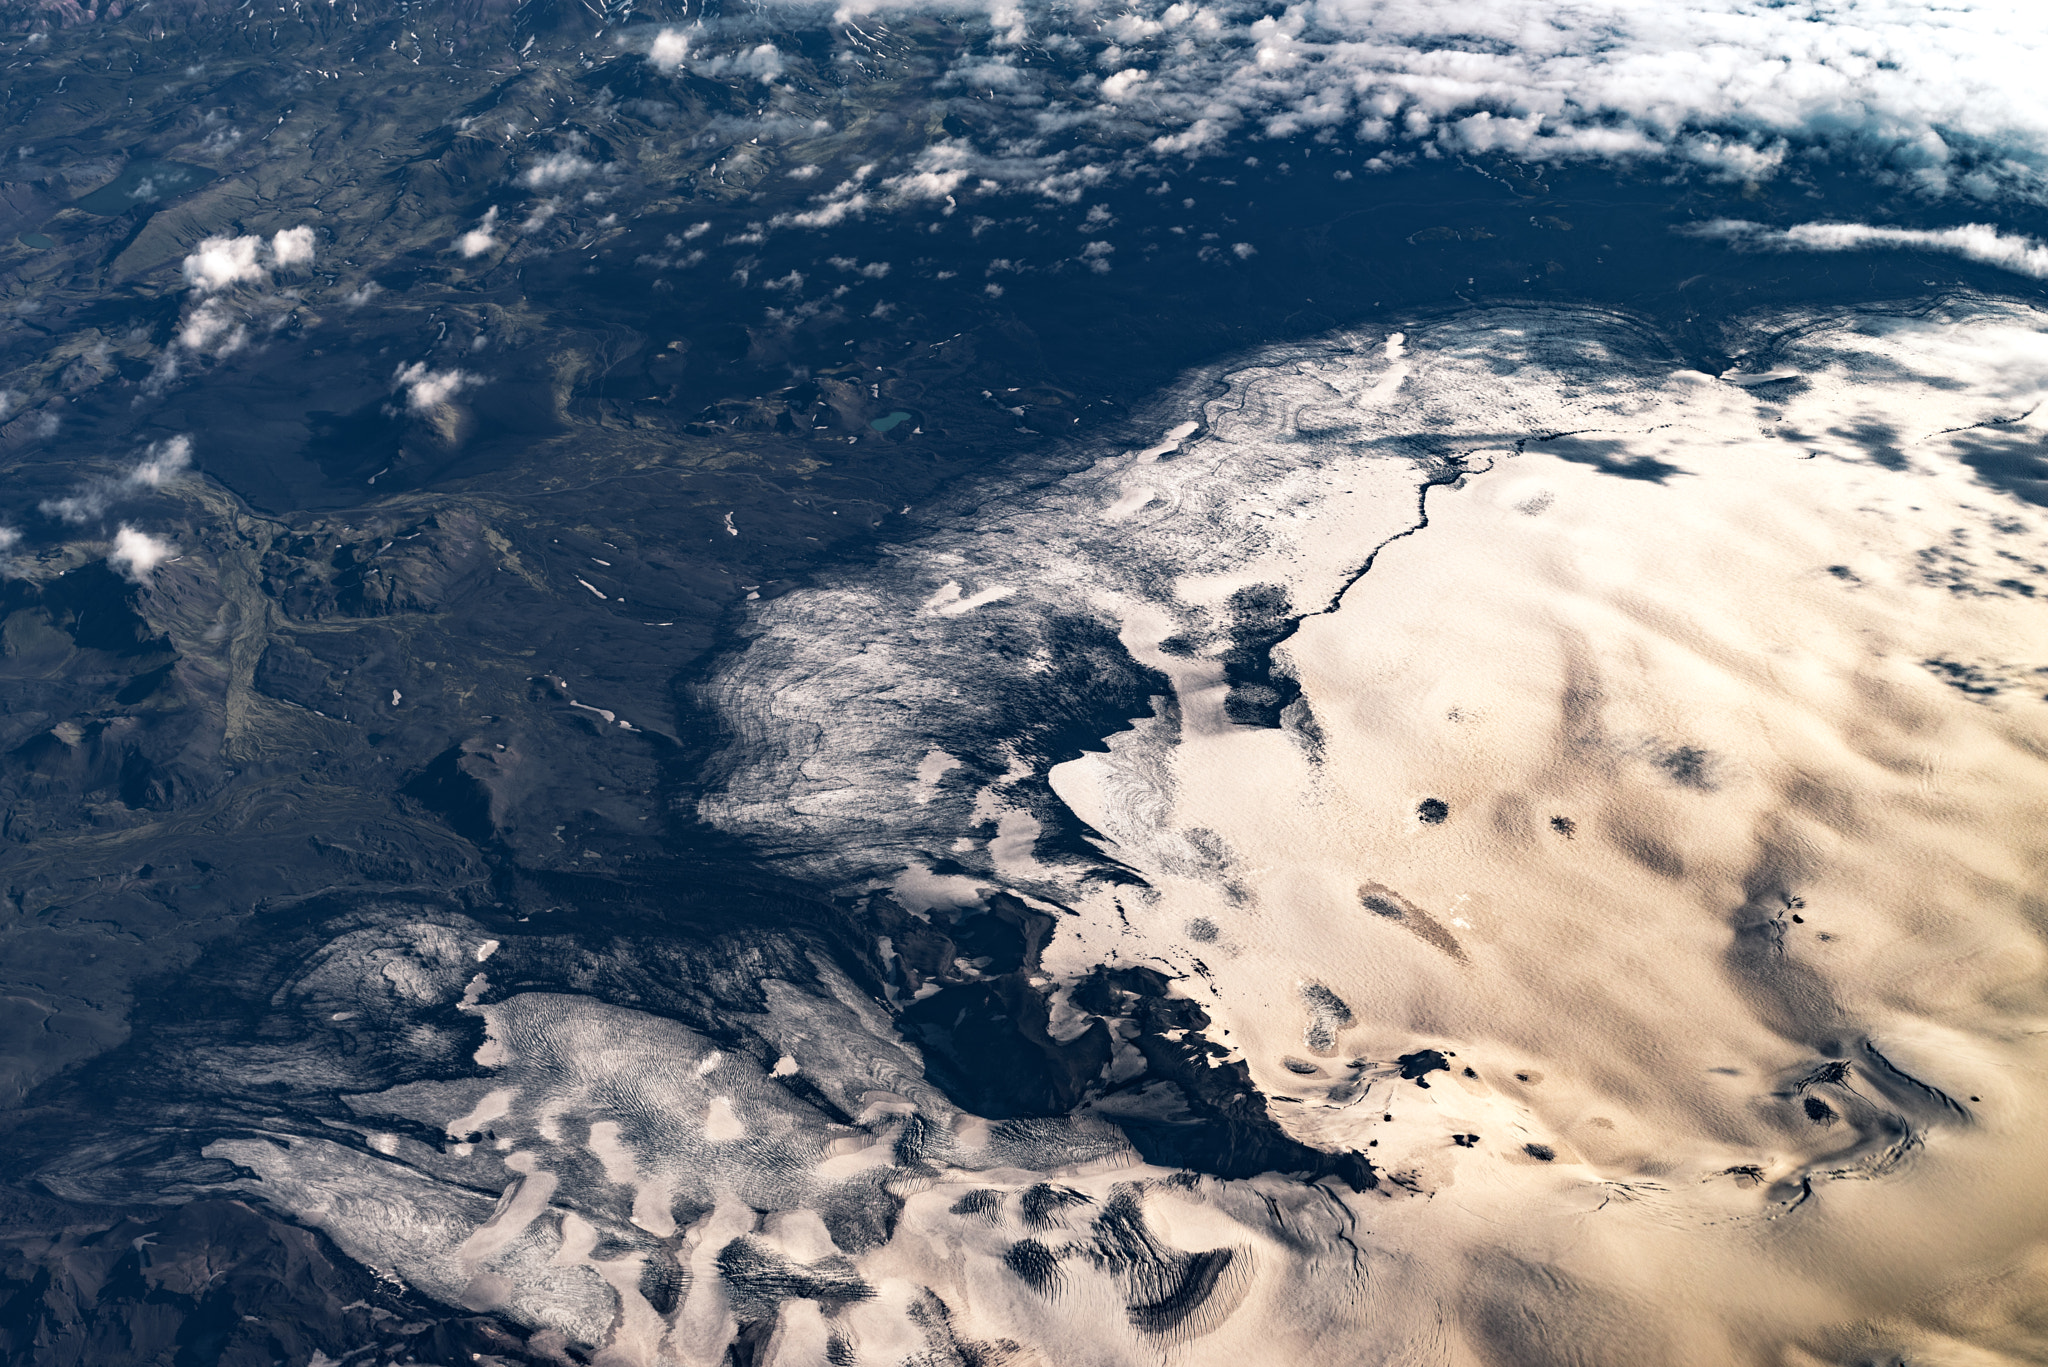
[0,0,2045,1363]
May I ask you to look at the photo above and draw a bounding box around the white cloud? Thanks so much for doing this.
[140,350,180,397]
[181,235,266,292]
[828,256,893,278]
[889,167,968,202]
[520,200,557,233]
[1100,67,1149,102]
[456,206,500,258]
[178,298,243,353]
[40,435,198,524]
[1687,219,2048,279]
[771,193,874,229]
[181,226,314,292]
[271,225,316,268]
[626,24,790,83]
[393,362,480,412]
[702,44,784,82]
[127,434,194,488]
[109,525,175,582]
[741,0,2048,208]
[43,488,111,526]
[648,27,690,71]
[521,153,599,188]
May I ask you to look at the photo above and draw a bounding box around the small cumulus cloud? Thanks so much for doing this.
[178,298,245,355]
[1100,67,1149,102]
[457,206,501,258]
[638,243,707,270]
[40,435,196,525]
[109,525,176,582]
[700,44,783,82]
[647,27,690,72]
[521,152,600,189]
[392,362,481,413]
[127,434,195,488]
[1680,134,1788,184]
[771,194,872,229]
[828,256,891,278]
[181,235,266,292]
[180,227,315,292]
[139,350,180,398]
[270,225,316,268]
[888,168,968,204]
[769,165,887,230]
[198,124,241,157]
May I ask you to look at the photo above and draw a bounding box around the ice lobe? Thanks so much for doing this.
[699,317,1594,899]
[206,945,1363,1366]
[702,302,2048,1362]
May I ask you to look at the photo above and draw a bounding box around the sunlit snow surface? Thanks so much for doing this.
[225,302,2048,1364]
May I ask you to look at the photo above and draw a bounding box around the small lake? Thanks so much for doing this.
[73,161,216,216]
[869,410,914,433]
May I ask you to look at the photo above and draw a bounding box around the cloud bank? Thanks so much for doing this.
[1691,218,2048,278]
[675,0,2048,214]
